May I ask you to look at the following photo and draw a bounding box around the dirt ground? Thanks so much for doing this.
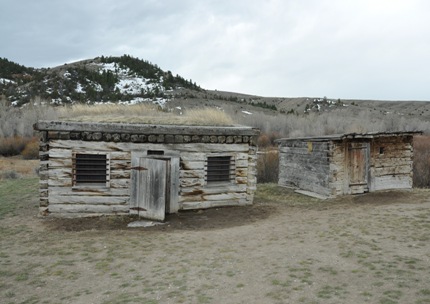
[1,159,430,303]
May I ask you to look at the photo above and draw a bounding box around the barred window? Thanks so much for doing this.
[205,156,235,183]
[73,153,109,186]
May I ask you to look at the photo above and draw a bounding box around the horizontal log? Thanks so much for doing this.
[372,144,411,151]
[172,143,251,153]
[49,140,250,153]
[179,170,205,179]
[235,159,248,168]
[179,187,248,202]
[236,153,248,160]
[178,195,203,202]
[180,184,247,195]
[49,186,129,197]
[50,140,136,151]
[280,162,330,173]
[180,178,205,188]
[181,199,250,210]
[49,168,72,179]
[111,170,130,179]
[110,179,129,188]
[181,160,205,170]
[48,204,129,214]
[371,152,413,159]
[110,152,130,160]
[372,175,412,191]
[110,159,130,169]
[49,149,72,159]
[49,196,128,205]
[372,159,413,168]
[49,158,72,168]
[203,192,247,201]
[373,165,412,176]
[48,179,72,187]
[180,152,206,161]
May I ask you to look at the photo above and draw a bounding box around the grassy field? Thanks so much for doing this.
[1,179,430,304]
[0,177,39,219]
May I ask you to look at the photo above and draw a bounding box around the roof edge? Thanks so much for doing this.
[34,120,260,136]
[276,131,423,143]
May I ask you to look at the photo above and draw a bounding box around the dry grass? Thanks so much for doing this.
[0,156,39,178]
[57,103,158,118]
[57,104,234,126]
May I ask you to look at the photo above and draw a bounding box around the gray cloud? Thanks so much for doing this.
[1,0,429,100]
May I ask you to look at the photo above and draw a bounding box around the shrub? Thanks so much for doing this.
[257,148,279,183]
[21,137,39,159]
[257,132,281,149]
[0,136,31,156]
[413,135,430,188]
[257,134,271,148]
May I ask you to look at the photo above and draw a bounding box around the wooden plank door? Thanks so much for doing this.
[348,142,370,194]
[130,157,167,221]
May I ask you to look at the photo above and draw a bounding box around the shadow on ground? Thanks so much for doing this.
[42,202,278,232]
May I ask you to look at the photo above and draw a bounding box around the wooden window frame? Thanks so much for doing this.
[72,152,110,188]
[205,154,236,185]
[147,150,165,155]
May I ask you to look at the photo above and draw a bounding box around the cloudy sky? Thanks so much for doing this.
[1,0,429,100]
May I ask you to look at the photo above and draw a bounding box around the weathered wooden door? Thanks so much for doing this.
[130,158,167,221]
[348,142,370,194]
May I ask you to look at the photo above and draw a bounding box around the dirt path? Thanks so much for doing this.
[1,187,430,304]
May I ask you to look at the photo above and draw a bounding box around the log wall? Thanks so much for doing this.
[278,134,415,198]
[37,124,258,217]
[369,136,414,191]
[278,141,332,196]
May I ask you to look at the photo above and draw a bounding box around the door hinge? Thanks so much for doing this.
[130,207,147,211]
[131,166,148,171]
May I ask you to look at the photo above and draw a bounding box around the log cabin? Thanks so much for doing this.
[34,121,259,220]
[276,131,421,198]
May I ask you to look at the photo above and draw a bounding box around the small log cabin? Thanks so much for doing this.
[276,131,421,198]
[34,121,259,220]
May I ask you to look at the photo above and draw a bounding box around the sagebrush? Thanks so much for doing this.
[256,148,279,183]
[0,136,31,157]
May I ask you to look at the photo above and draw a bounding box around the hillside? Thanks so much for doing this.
[1,55,430,138]
[0,55,200,107]
[1,55,429,116]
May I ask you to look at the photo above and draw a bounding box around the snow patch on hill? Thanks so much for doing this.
[0,78,15,84]
[94,62,165,96]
